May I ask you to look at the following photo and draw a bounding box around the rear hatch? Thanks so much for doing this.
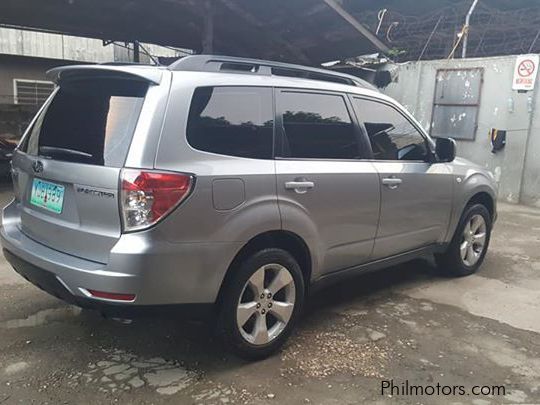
[12,70,153,263]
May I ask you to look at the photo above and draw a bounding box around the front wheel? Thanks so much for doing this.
[435,203,492,277]
[216,248,305,360]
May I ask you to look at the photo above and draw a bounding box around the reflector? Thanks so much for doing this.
[87,289,136,301]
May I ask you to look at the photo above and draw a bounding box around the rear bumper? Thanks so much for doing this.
[1,200,242,308]
[3,248,212,319]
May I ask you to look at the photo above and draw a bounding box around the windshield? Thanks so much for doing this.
[22,78,148,167]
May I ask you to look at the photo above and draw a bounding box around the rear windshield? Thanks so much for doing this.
[22,79,148,167]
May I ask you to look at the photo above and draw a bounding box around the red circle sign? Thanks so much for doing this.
[518,59,535,77]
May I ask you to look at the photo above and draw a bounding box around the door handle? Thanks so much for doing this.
[382,177,402,189]
[285,180,315,194]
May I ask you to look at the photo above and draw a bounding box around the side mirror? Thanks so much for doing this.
[435,137,456,162]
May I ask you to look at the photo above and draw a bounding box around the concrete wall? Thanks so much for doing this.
[0,55,75,138]
[382,55,540,207]
[0,27,184,63]
[0,27,114,63]
[522,83,540,206]
[0,54,75,103]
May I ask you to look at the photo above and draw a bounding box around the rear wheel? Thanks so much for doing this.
[435,203,492,277]
[217,248,305,360]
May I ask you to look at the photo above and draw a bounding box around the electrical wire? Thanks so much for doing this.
[376,9,387,36]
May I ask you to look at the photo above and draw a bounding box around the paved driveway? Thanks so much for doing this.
[0,184,538,404]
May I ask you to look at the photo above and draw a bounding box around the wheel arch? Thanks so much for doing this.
[215,230,312,307]
[467,191,495,220]
[445,183,497,243]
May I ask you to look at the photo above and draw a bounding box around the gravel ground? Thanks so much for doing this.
[0,184,539,404]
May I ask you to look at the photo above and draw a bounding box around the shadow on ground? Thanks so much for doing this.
[49,257,441,374]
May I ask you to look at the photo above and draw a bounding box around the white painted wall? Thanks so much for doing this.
[382,55,540,207]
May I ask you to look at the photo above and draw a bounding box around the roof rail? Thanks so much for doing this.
[99,62,157,67]
[168,55,372,88]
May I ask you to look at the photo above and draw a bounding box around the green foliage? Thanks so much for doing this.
[387,48,407,57]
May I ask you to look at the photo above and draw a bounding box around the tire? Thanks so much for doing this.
[216,248,305,360]
[435,203,492,277]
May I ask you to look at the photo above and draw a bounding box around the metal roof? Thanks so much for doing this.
[0,0,389,64]
[2,0,538,64]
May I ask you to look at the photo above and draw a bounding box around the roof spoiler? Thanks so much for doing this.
[46,65,163,85]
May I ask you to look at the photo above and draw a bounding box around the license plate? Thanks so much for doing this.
[30,179,65,214]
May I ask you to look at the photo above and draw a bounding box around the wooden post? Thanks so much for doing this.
[133,40,140,63]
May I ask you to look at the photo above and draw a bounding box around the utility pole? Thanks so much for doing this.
[462,0,479,58]
[202,0,214,53]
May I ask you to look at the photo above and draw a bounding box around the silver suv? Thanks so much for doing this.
[1,56,497,359]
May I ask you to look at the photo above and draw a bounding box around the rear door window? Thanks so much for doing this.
[187,86,274,159]
[23,79,147,167]
[277,91,361,159]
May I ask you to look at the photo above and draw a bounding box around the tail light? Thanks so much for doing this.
[121,169,193,232]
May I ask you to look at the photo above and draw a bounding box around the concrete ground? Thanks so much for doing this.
[0,183,539,405]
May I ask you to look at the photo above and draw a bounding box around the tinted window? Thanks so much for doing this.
[187,87,273,159]
[24,79,147,167]
[279,91,359,159]
[353,98,428,161]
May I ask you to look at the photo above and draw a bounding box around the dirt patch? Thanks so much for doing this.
[281,327,390,378]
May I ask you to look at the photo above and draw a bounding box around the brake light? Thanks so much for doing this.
[121,169,193,231]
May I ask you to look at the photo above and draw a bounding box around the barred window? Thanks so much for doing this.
[14,79,55,105]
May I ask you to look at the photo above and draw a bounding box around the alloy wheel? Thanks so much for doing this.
[236,264,296,345]
[460,214,487,266]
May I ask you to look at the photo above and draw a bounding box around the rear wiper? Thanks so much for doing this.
[39,146,93,159]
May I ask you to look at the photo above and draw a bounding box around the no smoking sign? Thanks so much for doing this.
[518,59,535,77]
[513,54,539,91]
